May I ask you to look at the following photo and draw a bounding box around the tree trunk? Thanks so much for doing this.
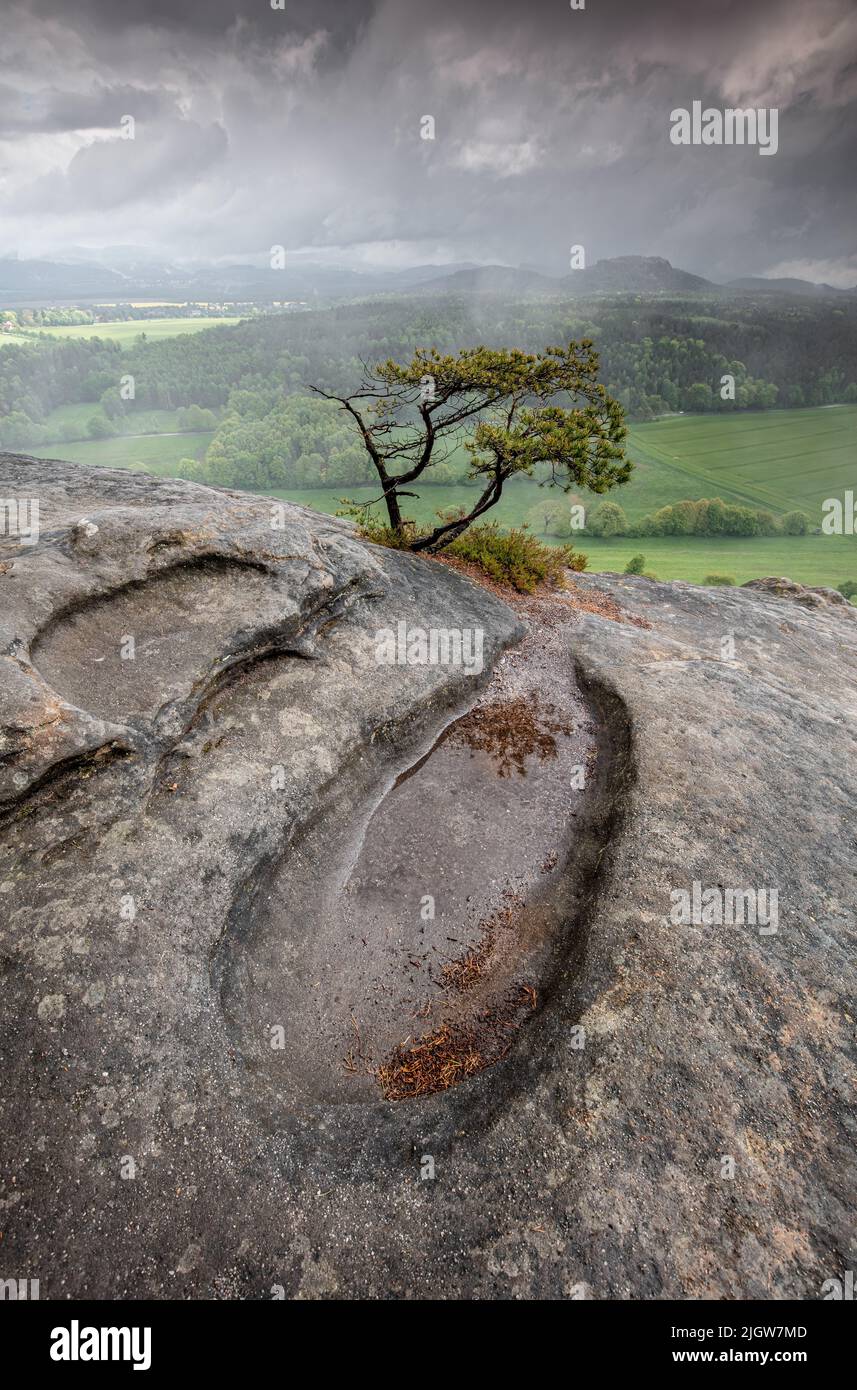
[409,469,507,553]
[382,481,403,531]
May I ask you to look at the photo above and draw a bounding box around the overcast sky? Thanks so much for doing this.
[0,0,855,283]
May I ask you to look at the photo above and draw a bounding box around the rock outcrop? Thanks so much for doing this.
[0,452,854,1299]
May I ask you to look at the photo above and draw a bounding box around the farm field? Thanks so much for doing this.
[28,430,213,474]
[18,404,857,589]
[575,534,857,587]
[623,406,856,523]
[272,405,857,529]
[38,403,196,440]
[270,478,545,531]
[6,316,242,347]
[268,483,857,587]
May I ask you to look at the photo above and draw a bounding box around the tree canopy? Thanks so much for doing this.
[312,341,630,549]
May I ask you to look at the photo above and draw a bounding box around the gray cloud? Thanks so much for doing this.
[0,0,854,282]
[0,81,178,136]
[16,118,229,214]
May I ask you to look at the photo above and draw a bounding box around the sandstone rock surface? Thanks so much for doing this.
[0,453,854,1299]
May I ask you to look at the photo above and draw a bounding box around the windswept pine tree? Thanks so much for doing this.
[313,341,630,550]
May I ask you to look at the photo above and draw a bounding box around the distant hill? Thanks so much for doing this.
[0,255,483,305]
[562,256,716,295]
[3,251,854,307]
[0,256,384,304]
[387,262,477,288]
[416,256,718,297]
[0,257,129,299]
[413,265,559,295]
[725,275,856,297]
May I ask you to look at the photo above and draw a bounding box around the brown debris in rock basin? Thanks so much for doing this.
[441,949,489,994]
[441,929,494,993]
[441,891,523,993]
[377,985,538,1100]
[377,1022,487,1099]
[446,693,572,777]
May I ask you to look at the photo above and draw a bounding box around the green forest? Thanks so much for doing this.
[3,293,857,483]
[2,290,856,587]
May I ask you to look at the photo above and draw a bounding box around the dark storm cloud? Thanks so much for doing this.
[17,0,374,63]
[0,0,855,283]
[0,81,177,136]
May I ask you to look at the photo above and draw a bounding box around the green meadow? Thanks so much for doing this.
[39,403,191,438]
[621,406,856,522]
[29,430,214,474]
[573,534,857,586]
[274,405,856,526]
[9,316,241,348]
[271,484,857,587]
[269,406,857,588]
[21,404,857,588]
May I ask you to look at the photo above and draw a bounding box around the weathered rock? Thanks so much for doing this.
[0,453,854,1300]
[743,574,856,612]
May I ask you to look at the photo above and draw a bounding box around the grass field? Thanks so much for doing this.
[574,535,857,586]
[39,403,196,439]
[269,483,857,586]
[18,403,857,588]
[39,401,119,437]
[29,430,213,474]
[4,317,241,348]
[269,406,856,528]
[270,478,546,530]
[266,406,857,586]
[623,406,857,523]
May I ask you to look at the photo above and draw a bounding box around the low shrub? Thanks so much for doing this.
[449,523,587,593]
[781,510,811,536]
[704,573,736,586]
[347,510,587,594]
[339,501,430,549]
